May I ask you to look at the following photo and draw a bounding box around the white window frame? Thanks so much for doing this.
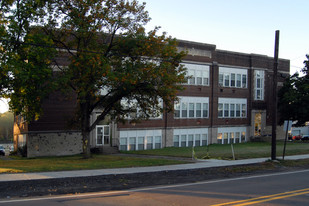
[182,63,210,86]
[219,67,248,88]
[174,96,209,119]
[121,98,163,119]
[254,70,265,100]
[217,127,247,144]
[173,128,209,147]
[218,98,247,118]
[119,130,162,151]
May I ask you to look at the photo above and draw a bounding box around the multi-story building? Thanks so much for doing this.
[13,40,290,157]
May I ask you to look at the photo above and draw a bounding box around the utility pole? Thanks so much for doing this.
[272,30,279,160]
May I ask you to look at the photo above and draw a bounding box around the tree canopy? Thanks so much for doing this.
[0,0,187,157]
[278,55,309,126]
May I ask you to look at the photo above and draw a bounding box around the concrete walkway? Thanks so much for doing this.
[1,154,309,182]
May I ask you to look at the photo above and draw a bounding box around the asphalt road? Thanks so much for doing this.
[1,169,309,206]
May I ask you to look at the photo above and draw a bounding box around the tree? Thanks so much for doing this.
[278,55,309,126]
[1,0,187,158]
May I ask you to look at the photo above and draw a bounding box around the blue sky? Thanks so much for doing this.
[143,0,308,74]
[0,0,308,113]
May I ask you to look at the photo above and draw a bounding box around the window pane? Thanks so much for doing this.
[197,77,202,85]
[182,102,188,118]
[173,135,179,147]
[195,134,201,146]
[242,74,247,88]
[181,135,186,147]
[174,102,180,118]
[138,137,144,150]
[231,73,235,87]
[189,103,195,118]
[224,74,230,87]
[155,136,161,149]
[202,134,207,146]
[203,77,209,85]
[218,103,223,117]
[242,104,247,117]
[203,103,208,118]
[237,74,241,87]
[129,137,136,151]
[188,134,194,147]
[196,103,201,117]
[224,103,229,117]
[217,133,222,144]
[230,104,235,117]
[147,136,153,149]
[219,73,223,86]
[236,104,241,117]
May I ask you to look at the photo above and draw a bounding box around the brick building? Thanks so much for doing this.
[14,40,290,157]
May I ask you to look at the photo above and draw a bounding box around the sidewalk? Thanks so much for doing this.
[1,154,309,182]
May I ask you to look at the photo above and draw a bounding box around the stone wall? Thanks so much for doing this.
[27,131,82,158]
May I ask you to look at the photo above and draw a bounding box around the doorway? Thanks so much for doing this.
[96,125,110,146]
[254,113,262,136]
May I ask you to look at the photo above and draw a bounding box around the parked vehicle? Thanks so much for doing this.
[0,145,5,156]
[292,135,302,140]
[301,135,309,141]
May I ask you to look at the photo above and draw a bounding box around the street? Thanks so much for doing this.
[1,169,309,206]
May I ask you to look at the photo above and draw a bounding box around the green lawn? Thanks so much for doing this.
[1,141,308,174]
[123,141,309,160]
[0,154,187,174]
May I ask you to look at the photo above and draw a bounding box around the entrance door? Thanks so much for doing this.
[96,125,110,145]
[254,113,262,136]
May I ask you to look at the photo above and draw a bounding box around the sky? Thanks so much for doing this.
[0,0,308,113]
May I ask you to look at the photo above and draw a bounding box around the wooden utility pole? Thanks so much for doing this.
[272,30,280,160]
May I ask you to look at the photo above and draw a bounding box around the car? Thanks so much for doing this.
[0,145,5,156]
[292,135,302,140]
[301,135,309,141]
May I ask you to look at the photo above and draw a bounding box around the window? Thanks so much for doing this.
[188,134,194,147]
[173,128,209,147]
[195,134,201,146]
[121,98,163,119]
[218,98,247,118]
[174,102,180,118]
[155,136,161,149]
[129,137,136,151]
[196,103,201,117]
[182,102,187,118]
[173,135,179,147]
[119,130,162,151]
[120,138,127,151]
[218,103,223,118]
[174,97,209,119]
[236,74,241,87]
[218,127,247,144]
[189,103,195,118]
[217,133,222,144]
[219,67,248,88]
[181,135,186,147]
[182,63,210,86]
[231,73,236,87]
[146,136,153,149]
[138,137,144,150]
[230,104,235,117]
[254,70,264,100]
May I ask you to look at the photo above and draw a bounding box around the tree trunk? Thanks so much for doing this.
[81,102,91,158]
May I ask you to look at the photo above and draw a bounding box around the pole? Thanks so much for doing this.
[272,30,280,160]
[282,120,289,160]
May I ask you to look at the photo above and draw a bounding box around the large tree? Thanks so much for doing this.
[1,0,187,157]
[278,55,309,126]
